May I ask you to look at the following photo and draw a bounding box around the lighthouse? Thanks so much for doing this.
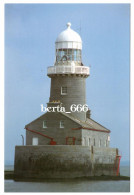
[24,22,110,146]
[47,22,89,121]
[14,23,121,179]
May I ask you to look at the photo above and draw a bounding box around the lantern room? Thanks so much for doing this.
[55,22,82,65]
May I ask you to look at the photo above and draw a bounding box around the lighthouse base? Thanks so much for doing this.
[14,145,120,179]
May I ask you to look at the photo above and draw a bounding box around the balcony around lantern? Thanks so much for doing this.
[47,65,90,76]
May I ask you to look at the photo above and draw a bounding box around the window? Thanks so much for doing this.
[72,49,81,61]
[99,139,101,147]
[68,49,72,60]
[60,120,64,128]
[105,140,108,147]
[94,138,95,146]
[32,137,38,145]
[43,120,47,128]
[56,49,81,62]
[61,86,67,95]
[73,50,77,61]
[88,138,91,146]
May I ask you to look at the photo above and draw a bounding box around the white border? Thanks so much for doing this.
[2,0,132,3]
[1,0,133,194]
[0,1,4,194]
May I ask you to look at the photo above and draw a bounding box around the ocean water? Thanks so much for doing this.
[4,166,130,192]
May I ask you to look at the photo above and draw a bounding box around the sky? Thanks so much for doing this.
[5,3,130,165]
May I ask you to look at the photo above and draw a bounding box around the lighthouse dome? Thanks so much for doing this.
[55,23,82,50]
[56,23,82,43]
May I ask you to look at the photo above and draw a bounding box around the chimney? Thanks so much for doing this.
[86,109,91,118]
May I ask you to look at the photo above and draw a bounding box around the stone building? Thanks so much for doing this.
[25,22,110,148]
[14,23,121,179]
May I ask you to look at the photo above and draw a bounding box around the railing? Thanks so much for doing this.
[47,65,90,76]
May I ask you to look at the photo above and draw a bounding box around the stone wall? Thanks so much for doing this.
[14,145,118,179]
[26,112,81,145]
[50,76,86,121]
[82,129,110,147]
[26,112,109,147]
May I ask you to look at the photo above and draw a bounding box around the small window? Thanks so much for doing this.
[88,138,90,146]
[60,120,64,128]
[32,137,38,145]
[105,140,108,147]
[61,87,67,95]
[94,138,95,146]
[99,139,101,147]
[43,120,47,128]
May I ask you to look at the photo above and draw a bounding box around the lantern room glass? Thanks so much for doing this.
[56,49,81,62]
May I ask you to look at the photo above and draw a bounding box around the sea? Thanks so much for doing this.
[4,165,130,192]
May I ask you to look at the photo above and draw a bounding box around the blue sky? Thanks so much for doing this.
[5,4,130,164]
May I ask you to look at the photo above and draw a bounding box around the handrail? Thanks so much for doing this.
[25,127,53,140]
